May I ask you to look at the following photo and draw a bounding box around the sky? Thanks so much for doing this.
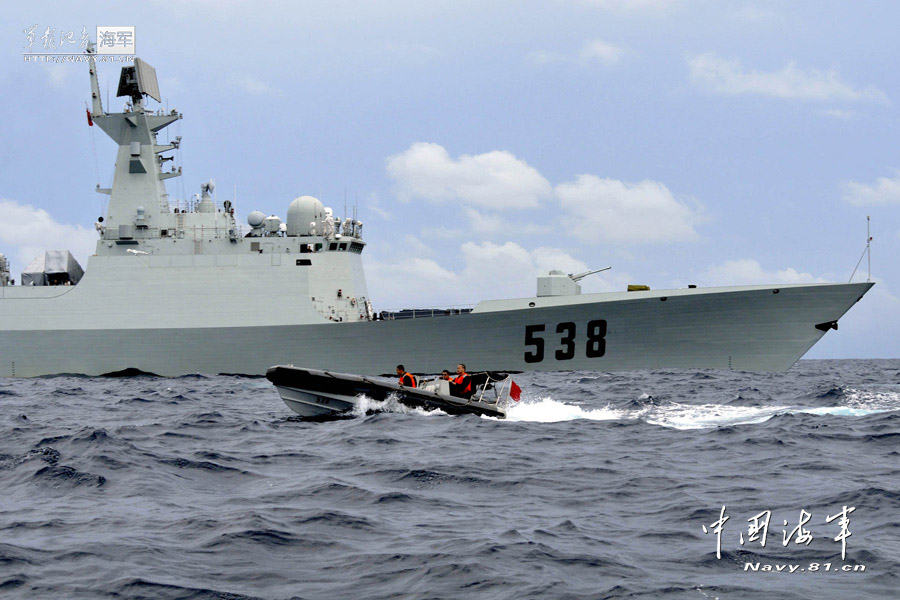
[1,1,898,358]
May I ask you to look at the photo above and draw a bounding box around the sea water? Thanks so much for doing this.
[1,359,897,599]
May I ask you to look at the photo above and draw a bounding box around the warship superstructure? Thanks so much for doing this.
[0,49,873,378]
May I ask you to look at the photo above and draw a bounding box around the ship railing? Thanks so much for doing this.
[378,304,475,320]
[186,225,248,239]
[167,199,237,214]
[134,225,248,240]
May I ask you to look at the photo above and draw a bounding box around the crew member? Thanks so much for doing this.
[396,364,416,388]
[450,363,472,398]
[441,370,452,381]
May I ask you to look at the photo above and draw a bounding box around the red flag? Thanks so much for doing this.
[86,108,93,126]
[510,380,521,402]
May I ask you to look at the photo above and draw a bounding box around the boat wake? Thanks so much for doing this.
[503,398,628,423]
[503,388,900,429]
[352,394,449,418]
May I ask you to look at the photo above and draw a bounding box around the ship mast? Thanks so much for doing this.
[85,46,182,233]
[87,42,103,116]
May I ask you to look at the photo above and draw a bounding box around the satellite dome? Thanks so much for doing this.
[287,196,325,236]
[247,211,266,228]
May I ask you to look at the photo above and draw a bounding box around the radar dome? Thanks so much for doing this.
[287,196,325,236]
[247,211,266,228]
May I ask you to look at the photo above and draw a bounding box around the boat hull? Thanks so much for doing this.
[266,366,508,418]
[274,385,358,417]
[0,282,873,377]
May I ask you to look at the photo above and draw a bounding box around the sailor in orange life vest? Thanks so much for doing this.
[450,363,473,398]
[396,364,416,388]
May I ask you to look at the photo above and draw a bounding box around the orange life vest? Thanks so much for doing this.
[453,374,471,394]
[399,372,416,388]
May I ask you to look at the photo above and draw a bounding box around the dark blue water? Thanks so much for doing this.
[1,360,898,599]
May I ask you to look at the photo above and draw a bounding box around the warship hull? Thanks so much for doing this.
[0,265,872,377]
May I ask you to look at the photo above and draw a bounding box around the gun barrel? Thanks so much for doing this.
[569,266,612,282]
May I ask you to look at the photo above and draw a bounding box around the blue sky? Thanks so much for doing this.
[1,1,898,358]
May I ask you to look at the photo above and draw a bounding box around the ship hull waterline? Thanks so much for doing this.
[0,282,872,378]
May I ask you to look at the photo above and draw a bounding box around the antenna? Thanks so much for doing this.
[867,215,872,282]
[848,215,873,283]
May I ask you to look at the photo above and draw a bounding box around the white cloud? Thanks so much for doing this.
[687,53,888,103]
[841,170,900,206]
[387,144,702,246]
[386,142,552,210]
[365,256,460,309]
[701,258,829,287]
[555,174,702,244]
[463,208,553,236]
[464,208,508,236]
[459,241,551,293]
[0,199,97,276]
[403,234,433,257]
[229,75,282,96]
[579,39,625,65]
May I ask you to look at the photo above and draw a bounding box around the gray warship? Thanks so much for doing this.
[0,48,874,378]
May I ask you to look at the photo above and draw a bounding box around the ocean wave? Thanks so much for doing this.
[32,464,106,487]
[501,389,900,429]
[504,397,629,423]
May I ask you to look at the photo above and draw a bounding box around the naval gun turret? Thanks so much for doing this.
[537,267,611,297]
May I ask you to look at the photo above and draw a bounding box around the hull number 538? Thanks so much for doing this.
[524,320,607,363]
